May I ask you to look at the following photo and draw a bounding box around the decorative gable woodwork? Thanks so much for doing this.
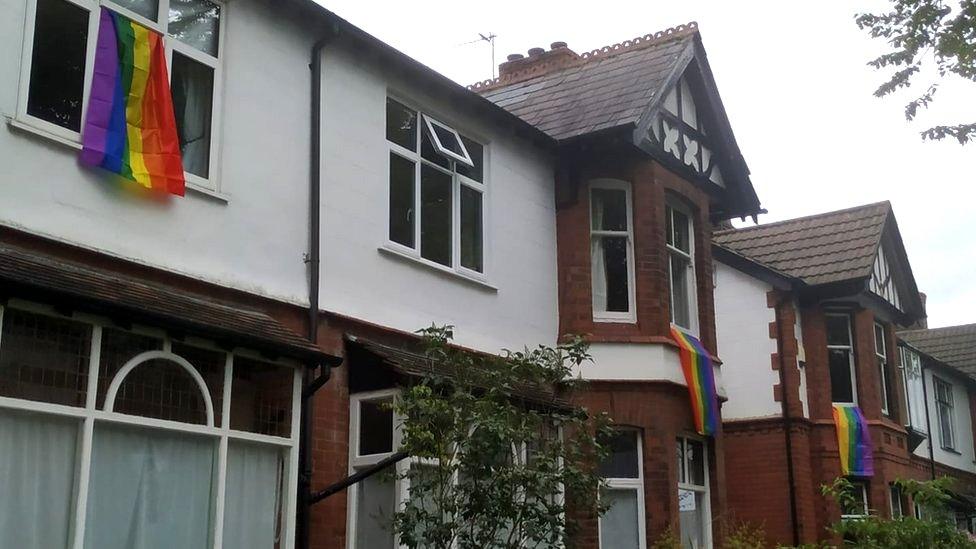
[870,244,902,311]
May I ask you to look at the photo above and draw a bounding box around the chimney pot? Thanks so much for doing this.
[550,41,568,49]
[506,53,524,62]
[528,47,545,57]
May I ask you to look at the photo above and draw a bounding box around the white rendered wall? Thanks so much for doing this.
[713,262,780,419]
[579,343,726,398]
[0,0,315,304]
[317,44,559,354]
[913,365,976,473]
[794,301,810,418]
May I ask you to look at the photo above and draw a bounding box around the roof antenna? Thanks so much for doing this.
[460,32,498,79]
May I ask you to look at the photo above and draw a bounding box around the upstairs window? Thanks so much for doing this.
[666,202,697,332]
[900,347,927,432]
[598,429,645,549]
[934,376,956,451]
[386,98,486,274]
[19,0,224,190]
[874,323,893,417]
[590,181,635,322]
[826,314,857,405]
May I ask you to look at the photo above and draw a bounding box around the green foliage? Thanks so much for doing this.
[391,325,612,549]
[650,525,682,549]
[856,0,976,143]
[815,476,976,548]
[725,521,768,549]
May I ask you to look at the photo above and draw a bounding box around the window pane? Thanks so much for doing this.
[599,431,639,479]
[420,164,452,266]
[686,439,705,486]
[826,315,851,346]
[356,471,396,549]
[874,324,886,356]
[670,253,691,328]
[223,441,284,549]
[27,0,89,131]
[171,52,214,178]
[112,358,209,425]
[421,128,450,169]
[172,343,224,424]
[389,153,416,247]
[670,208,690,253]
[386,98,417,150]
[0,308,91,406]
[460,185,483,272]
[359,400,393,456]
[592,236,629,314]
[230,358,294,437]
[429,121,466,158]
[591,189,627,231]
[599,489,640,549]
[113,0,158,20]
[829,349,854,403]
[168,0,220,56]
[0,409,78,549]
[679,490,706,549]
[85,424,214,549]
[457,135,483,183]
[97,328,163,409]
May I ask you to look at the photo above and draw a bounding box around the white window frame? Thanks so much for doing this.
[875,323,890,416]
[889,483,903,518]
[0,299,302,549]
[676,435,711,549]
[15,0,226,193]
[599,428,646,549]
[384,97,489,280]
[826,313,858,407]
[841,482,870,519]
[934,375,956,451]
[589,179,637,323]
[666,200,698,335]
[900,346,927,432]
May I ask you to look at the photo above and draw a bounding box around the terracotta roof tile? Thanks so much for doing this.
[899,324,976,376]
[713,202,891,286]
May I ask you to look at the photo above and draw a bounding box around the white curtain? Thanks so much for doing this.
[599,489,639,548]
[84,424,215,549]
[0,409,78,549]
[223,441,283,549]
[171,55,213,178]
[355,472,396,549]
[591,193,607,312]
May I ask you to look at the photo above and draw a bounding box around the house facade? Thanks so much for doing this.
[714,202,976,545]
[3,1,765,549]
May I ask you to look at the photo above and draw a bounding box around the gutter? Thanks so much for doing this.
[773,294,801,546]
[296,26,342,549]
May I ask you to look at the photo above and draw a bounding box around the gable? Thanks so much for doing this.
[869,242,902,311]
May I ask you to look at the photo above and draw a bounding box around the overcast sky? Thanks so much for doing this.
[319,0,974,328]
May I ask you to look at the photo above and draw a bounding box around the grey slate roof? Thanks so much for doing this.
[899,324,976,376]
[713,202,891,287]
[477,31,695,141]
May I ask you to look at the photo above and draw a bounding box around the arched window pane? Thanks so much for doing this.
[113,358,208,425]
[172,342,224,426]
[97,328,162,409]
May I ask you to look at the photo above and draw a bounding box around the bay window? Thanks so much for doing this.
[826,313,857,405]
[0,302,300,548]
[590,180,635,322]
[934,376,955,451]
[17,0,224,190]
[677,436,710,549]
[598,429,646,549]
[385,97,486,275]
[666,202,697,332]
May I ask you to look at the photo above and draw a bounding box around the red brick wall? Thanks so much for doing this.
[555,155,717,354]
[570,381,727,548]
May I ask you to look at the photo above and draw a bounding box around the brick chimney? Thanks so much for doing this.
[498,41,579,80]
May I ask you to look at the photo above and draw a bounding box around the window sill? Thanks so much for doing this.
[378,245,498,292]
[7,116,228,203]
[941,446,962,455]
[593,315,637,324]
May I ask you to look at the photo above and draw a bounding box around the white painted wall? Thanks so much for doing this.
[914,365,976,474]
[0,0,315,304]
[317,43,559,353]
[713,261,781,419]
[579,342,726,398]
[795,300,809,418]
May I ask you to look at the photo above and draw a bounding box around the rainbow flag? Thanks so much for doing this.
[832,405,874,477]
[80,8,185,195]
[671,327,719,436]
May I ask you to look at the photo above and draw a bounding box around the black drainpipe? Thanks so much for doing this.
[297,26,341,549]
[773,295,801,546]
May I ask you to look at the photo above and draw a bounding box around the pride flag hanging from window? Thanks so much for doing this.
[80,8,185,196]
[832,405,874,477]
[671,327,719,436]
